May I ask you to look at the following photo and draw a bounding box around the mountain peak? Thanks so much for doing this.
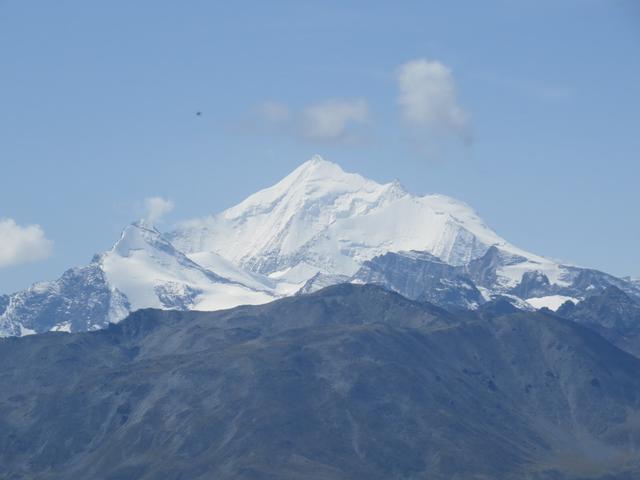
[295,154,357,179]
[170,155,511,276]
[112,221,167,257]
[222,156,381,221]
[306,153,330,166]
[131,219,159,231]
[286,155,359,185]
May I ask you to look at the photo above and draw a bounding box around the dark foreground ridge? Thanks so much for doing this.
[1,284,639,479]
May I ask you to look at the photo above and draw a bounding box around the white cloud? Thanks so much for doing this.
[251,98,370,143]
[144,197,174,225]
[0,218,53,268]
[255,101,291,125]
[300,99,369,141]
[397,59,471,142]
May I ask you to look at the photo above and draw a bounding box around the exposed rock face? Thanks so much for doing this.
[0,295,9,316]
[348,248,640,315]
[0,223,275,337]
[1,285,639,479]
[556,286,640,357]
[512,270,553,298]
[352,251,484,309]
[0,263,129,336]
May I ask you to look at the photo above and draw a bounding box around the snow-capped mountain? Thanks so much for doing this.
[169,155,566,292]
[0,222,274,336]
[101,221,274,312]
[347,246,640,312]
[1,155,638,336]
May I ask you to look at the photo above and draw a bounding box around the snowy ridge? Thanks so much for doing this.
[100,222,275,313]
[170,155,568,291]
[0,222,275,336]
[2,155,637,337]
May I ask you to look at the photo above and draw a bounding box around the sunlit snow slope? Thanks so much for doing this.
[2,155,637,337]
[170,155,566,291]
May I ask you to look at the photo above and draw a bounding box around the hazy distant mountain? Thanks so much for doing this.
[2,156,638,337]
[1,285,639,479]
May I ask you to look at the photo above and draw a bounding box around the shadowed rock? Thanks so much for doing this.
[1,285,639,479]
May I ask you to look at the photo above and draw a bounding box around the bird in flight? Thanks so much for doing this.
[196,111,202,116]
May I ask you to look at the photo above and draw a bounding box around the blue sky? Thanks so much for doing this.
[1,0,639,293]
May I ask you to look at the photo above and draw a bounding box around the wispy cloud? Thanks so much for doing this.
[300,99,369,141]
[252,98,370,144]
[143,197,174,225]
[0,218,53,268]
[250,59,470,153]
[255,101,291,125]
